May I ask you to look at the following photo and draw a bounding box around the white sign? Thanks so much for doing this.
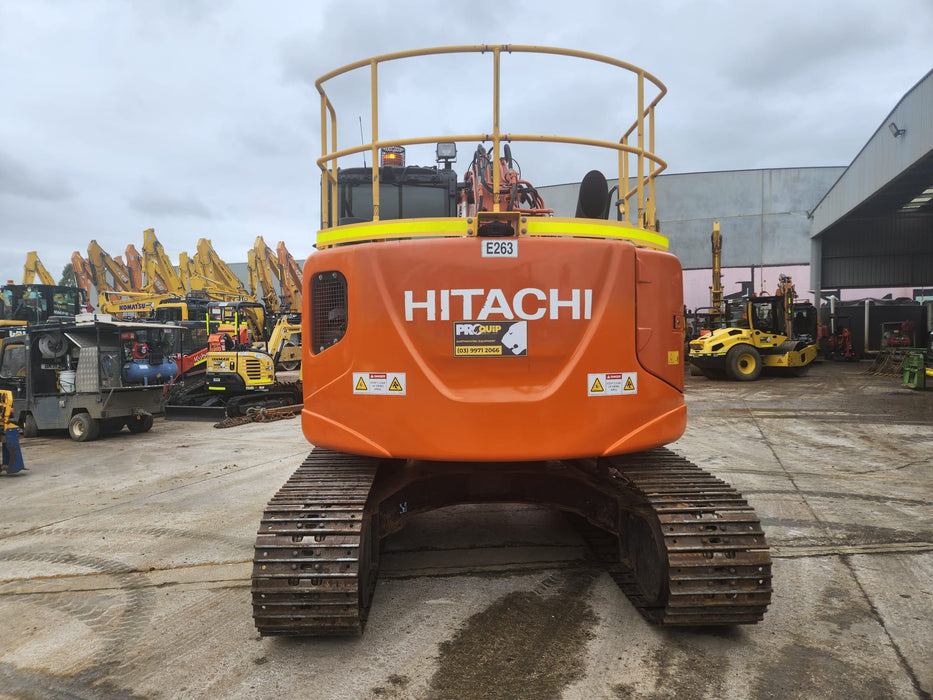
[404,288,592,322]
[353,372,407,395]
[481,239,518,258]
[587,372,637,396]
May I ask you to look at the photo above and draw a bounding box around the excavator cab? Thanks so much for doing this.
[151,296,210,323]
[0,284,86,332]
[335,161,459,225]
[792,303,818,344]
[206,300,266,347]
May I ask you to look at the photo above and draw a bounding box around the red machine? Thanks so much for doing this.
[885,320,916,348]
[825,327,856,360]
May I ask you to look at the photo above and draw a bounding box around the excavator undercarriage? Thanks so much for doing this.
[251,448,771,635]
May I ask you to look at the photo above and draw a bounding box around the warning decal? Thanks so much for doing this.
[587,372,637,396]
[353,372,407,395]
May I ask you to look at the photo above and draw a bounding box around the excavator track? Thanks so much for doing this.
[252,447,770,635]
[225,381,302,417]
[580,448,772,625]
[252,450,381,636]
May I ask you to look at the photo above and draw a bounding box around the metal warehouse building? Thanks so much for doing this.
[540,68,933,313]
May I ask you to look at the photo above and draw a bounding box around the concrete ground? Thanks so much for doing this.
[0,361,930,700]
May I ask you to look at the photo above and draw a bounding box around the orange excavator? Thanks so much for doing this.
[251,45,771,636]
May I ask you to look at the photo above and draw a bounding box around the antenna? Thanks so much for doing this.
[359,116,366,167]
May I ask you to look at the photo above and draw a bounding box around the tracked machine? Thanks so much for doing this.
[163,300,301,420]
[252,45,771,636]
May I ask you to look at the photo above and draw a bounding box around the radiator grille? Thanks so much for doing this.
[311,271,348,354]
[244,357,264,381]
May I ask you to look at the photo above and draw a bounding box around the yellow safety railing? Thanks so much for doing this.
[316,45,667,246]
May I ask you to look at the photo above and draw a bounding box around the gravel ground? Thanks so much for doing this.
[0,360,930,699]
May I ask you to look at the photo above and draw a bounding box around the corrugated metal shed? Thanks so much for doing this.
[811,69,933,290]
[539,167,842,270]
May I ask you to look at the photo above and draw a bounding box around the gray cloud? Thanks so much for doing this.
[237,124,312,159]
[127,191,213,219]
[1,0,932,287]
[0,151,75,201]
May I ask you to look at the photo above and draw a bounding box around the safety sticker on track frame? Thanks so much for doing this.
[353,372,407,395]
[587,372,637,396]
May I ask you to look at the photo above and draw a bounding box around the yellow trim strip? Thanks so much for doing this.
[316,219,470,248]
[523,218,669,251]
[317,216,668,250]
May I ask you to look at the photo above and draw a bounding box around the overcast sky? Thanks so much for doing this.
[2,0,932,287]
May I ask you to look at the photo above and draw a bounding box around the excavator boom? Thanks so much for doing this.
[141,228,186,295]
[276,242,302,312]
[124,244,143,291]
[22,252,56,286]
[192,238,249,299]
[248,236,282,314]
[87,240,134,296]
[70,252,95,303]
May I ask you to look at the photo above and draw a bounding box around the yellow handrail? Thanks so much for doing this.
[316,44,667,237]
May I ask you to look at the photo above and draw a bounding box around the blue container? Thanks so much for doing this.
[122,359,178,386]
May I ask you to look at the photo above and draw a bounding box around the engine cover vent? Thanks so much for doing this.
[311,271,348,354]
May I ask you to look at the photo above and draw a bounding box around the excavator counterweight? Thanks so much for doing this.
[251,45,771,636]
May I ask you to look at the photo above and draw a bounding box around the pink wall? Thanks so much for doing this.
[683,265,811,311]
[684,265,916,311]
